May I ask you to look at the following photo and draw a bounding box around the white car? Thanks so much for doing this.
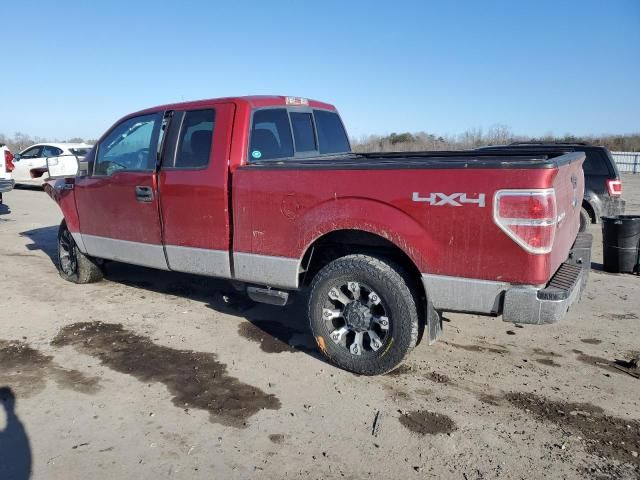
[0,144,15,204]
[12,142,92,185]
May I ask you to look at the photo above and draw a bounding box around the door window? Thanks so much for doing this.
[173,109,216,169]
[94,113,161,176]
[20,146,42,158]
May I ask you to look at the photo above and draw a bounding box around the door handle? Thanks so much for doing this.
[135,186,154,202]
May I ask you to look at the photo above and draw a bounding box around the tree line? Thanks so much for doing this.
[2,128,639,155]
[352,126,640,153]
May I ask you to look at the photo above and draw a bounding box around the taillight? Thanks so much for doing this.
[493,189,557,254]
[606,179,622,197]
[4,150,14,172]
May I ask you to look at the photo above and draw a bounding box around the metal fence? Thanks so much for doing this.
[612,151,640,174]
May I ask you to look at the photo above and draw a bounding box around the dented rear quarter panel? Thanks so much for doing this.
[232,164,581,286]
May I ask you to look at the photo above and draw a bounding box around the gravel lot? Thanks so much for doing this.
[1,175,639,480]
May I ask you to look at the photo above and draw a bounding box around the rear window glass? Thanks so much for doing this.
[42,145,63,157]
[290,112,317,152]
[174,109,216,169]
[250,109,294,161]
[314,110,350,154]
[583,150,610,175]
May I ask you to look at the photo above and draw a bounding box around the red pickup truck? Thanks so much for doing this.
[46,96,591,375]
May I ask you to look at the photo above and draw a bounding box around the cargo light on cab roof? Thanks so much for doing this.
[285,97,309,106]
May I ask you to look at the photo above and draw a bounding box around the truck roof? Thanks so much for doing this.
[134,96,337,117]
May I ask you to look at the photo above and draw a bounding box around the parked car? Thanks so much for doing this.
[477,142,625,231]
[0,143,15,204]
[12,142,92,185]
[44,96,591,375]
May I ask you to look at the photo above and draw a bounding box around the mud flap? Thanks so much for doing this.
[426,298,442,345]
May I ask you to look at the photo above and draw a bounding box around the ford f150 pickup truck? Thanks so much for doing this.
[45,96,591,375]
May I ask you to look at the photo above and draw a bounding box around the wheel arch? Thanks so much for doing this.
[44,179,81,233]
[299,229,427,310]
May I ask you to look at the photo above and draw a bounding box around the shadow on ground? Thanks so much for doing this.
[20,226,58,263]
[0,387,32,480]
[18,224,323,363]
[104,262,322,361]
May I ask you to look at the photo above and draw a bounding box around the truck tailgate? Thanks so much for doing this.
[548,154,585,277]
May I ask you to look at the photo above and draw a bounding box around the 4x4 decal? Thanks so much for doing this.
[412,192,486,207]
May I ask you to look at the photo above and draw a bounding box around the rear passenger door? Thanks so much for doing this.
[158,103,236,277]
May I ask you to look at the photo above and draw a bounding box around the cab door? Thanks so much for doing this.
[157,103,235,277]
[74,112,167,269]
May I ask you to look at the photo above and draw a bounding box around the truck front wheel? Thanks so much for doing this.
[57,221,104,284]
[308,255,419,375]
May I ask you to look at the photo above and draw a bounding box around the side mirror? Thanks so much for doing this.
[13,154,21,161]
[46,155,79,179]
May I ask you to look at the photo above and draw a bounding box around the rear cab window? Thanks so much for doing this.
[314,110,350,154]
[249,107,350,162]
[250,109,294,160]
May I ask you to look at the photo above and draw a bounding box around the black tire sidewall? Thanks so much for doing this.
[308,255,418,375]
[56,221,103,283]
[57,221,80,282]
[579,207,590,232]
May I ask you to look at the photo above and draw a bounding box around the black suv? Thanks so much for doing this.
[477,142,625,231]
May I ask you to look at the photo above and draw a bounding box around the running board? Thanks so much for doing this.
[247,286,289,306]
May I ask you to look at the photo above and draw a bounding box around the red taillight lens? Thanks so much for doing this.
[494,189,557,254]
[606,179,622,197]
[4,150,14,172]
[497,194,556,220]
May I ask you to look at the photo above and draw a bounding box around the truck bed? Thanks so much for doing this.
[244,150,585,170]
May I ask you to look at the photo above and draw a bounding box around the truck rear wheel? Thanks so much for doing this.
[308,254,419,375]
[579,207,591,232]
[57,221,103,284]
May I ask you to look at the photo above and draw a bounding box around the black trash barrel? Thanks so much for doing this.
[602,215,640,273]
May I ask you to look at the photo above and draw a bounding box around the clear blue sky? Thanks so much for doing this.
[1,0,638,140]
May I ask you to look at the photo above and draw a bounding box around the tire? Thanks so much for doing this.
[57,221,103,284]
[579,207,591,232]
[308,254,420,375]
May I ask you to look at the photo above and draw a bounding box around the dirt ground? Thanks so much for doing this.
[0,175,639,480]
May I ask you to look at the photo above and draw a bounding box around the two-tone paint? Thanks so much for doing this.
[47,95,585,317]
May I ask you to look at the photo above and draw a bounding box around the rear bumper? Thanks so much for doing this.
[421,233,593,325]
[502,233,592,324]
[0,178,15,193]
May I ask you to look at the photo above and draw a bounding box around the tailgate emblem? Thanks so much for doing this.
[412,192,486,207]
